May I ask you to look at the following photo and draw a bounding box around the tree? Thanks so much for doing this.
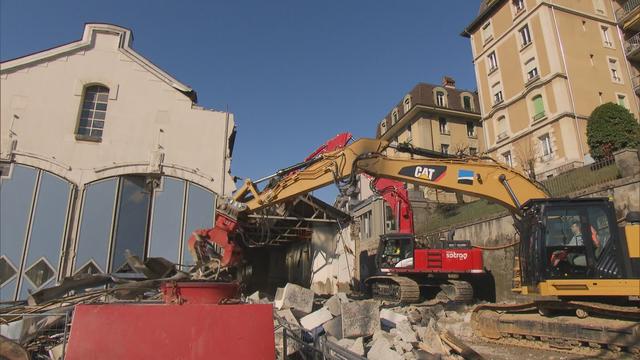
[587,103,640,160]
[514,138,539,180]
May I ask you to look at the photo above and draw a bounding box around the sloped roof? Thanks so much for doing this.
[0,23,197,102]
[461,0,505,37]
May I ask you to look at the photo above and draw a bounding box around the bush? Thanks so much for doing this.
[587,103,640,160]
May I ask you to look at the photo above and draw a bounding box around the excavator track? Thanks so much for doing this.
[471,301,640,355]
[367,276,420,303]
[437,280,474,303]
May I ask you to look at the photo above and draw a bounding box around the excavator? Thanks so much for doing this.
[188,137,640,353]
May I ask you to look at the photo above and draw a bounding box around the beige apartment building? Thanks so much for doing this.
[376,78,484,157]
[462,0,639,179]
[616,0,640,98]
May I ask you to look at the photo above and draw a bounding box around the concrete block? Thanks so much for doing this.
[368,336,403,360]
[276,309,299,328]
[341,300,379,338]
[300,307,333,332]
[247,290,268,304]
[336,338,355,348]
[418,320,448,356]
[380,308,409,328]
[348,337,365,356]
[322,315,343,339]
[281,283,314,314]
[396,321,418,343]
[325,293,348,316]
[274,287,285,309]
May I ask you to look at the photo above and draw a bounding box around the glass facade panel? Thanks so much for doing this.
[19,172,71,298]
[75,178,117,273]
[0,165,37,301]
[111,176,151,272]
[149,178,185,263]
[181,183,215,265]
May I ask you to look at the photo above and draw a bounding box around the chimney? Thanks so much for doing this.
[442,76,456,89]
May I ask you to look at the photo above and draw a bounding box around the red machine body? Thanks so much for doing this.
[413,248,484,273]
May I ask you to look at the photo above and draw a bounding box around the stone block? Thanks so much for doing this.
[348,337,365,356]
[322,315,343,339]
[380,308,409,328]
[300,307,333,332]
[325,293,348,316]
[281,283,314,314]
[614,148,640,178]
[336,338,355,348]
[341,300,380,338]
[396,321,417,343]
[274,287,285,309]
[276,309,299,328]
[368,336,403,360]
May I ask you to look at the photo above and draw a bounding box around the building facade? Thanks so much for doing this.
[615,0,640,101]
[462,0,639,179]
[0,24,236,301]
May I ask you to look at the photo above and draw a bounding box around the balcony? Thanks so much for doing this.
[617,0,640,31]
[532,111,546,123]
[625,32,640,61]
[633,75,640,95]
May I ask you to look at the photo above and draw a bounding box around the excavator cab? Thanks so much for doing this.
[375,233,415,270]
[518,198,639,296]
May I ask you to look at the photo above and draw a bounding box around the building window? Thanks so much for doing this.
[494,91,504,105]
[403,96,412,112]
[497,116,508,140]
[469,147,478,156]
[503,151,513,166]
[439,117,449,135]
[601,26,613,48]
[532,95,545,121]
[77,85,109,140]
[482,21,494,43]
[488,51,498,72]
[539,134,553,157]
[594,0,606,15]
[519,25,532,48]
[617,94,629,109]
[466,121,476,137]
[463,96,473,111]
[441,144,449,154]
[406,123,413,142]
[525,57,539,83]
[361,211,372,239]
[608,58,622,83]
[392,109,399,124]
[435,91,446,107]
[513,0,525,13]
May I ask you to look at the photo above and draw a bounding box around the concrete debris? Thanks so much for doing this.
[380,308,409,328]
[274,326,302,356]
[368,336,403,360]
[406,307,423,325]
[247,290,269,304]
[280,283,315,315]
[395,321,418,343]
[325,292,349,316]
[276,309,300,328]
[300,307,333,332]
[341,300,380,338]
[417,320,449,356]
[336,338,355,348]
[274,287,285,309]
[322,316,343,339]
[348,337,365,356]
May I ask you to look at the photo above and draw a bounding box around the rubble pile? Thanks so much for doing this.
[264,283,482,360]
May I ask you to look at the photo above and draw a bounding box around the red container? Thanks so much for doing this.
[161,281,239,304]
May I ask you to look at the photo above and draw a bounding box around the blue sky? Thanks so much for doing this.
[0,0,479,202]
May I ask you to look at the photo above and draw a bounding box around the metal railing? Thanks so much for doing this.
[633,75,640,93]
[542,157,620,196]
[616,0,640,22]
[625,32,640,56]
[532,111,546,122]
[0,311,71,359]
[279,327,367,360]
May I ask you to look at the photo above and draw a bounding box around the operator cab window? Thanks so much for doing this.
[543,205,614,279]
[379,237,413,269]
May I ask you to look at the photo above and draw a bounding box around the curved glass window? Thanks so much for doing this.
[149,178,186,263]
[181,183,215,265]
[0,165,72,301]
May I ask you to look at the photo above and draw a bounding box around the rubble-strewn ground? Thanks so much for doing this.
[263,285,629,360]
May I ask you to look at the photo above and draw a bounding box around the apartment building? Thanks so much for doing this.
[616,0,640,101]
[462,0,639,179]
[376,78,484,157]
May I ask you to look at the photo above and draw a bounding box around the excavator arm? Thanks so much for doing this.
[233,138,548,214]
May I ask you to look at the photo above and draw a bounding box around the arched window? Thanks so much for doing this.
[532,95,545,121]
[403,95,412,112]
[463,96,473,111]
[77,85,109,140]
[392,109,399,124]
[435,91,446,107]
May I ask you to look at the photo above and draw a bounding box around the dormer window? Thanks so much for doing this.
[435,91,446,107]
[403,95,412,112]
[77,85,109,141]
[462,95,473,111]
[392,109,399,124]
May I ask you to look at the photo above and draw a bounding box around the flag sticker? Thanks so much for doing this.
[458,170,474,185]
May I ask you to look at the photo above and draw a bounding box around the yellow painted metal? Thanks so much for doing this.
[626,223,640,258]
[235,138,548,213]
[539,279,640,297]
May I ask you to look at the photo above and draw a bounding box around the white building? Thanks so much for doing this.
[0,23,236,301]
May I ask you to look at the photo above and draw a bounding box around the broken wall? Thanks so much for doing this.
[309,224,356,294]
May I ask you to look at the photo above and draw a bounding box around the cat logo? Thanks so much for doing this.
[398,165,447,182]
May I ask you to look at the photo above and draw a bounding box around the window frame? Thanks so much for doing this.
[600,25,613,48]
[75,84,110,142]
[519,24,532,48]
[466,121,476,138]
[487,51,499,73]
[439,117,449,135]
[608,57,623,84]
[539,134,553,158]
